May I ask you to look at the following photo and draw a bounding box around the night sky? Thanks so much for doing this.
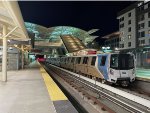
[19,1,135,40]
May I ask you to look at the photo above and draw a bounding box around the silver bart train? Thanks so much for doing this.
[46,52,136,86]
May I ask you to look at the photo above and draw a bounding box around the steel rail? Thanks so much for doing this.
[46,63,150,113]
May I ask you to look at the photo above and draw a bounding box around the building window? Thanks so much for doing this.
[141,23,144,29]
[128,20,131,25]
[120,23,124,28]
[138,6,144,11]
[120,44,124,48]
[149,21,150,27]
[128,35,131,39]
[122,17,124,21]
[138,31,145,38]
[138,23,144,29]
[148,12,150,18]
[119,38,121,41]
[148,30,150,36]
[128,12,131,17]
[138,24,140,30]
[148,2,150,8]
[141,31,145,37]
[138,32,141,38]
[128,42,131,47]
[119,18,121,22]
[128,27,131,32]
[138,40,140,45]
[119,17,124,22]
[141,40,145,44]
[138,14,145,21]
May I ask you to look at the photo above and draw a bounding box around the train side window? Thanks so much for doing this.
[100,56,106,66]
[78,57,81,64]
[83,57,88,64]
[91,56,96,66]
[71,58,74,63]
[68,57,70,62]
[74,58,76,63]
[85,57,88,64]
[76,57,78,63]
[83,57,85,64]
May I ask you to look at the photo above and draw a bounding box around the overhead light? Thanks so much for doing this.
[7,40,10,42]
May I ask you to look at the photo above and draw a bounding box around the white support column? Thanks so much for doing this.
[21,45,24,69]
[2,24,7,82]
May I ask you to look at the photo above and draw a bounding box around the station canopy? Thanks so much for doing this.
[0,1,29,42]
[0,1,30,51]
[25,22,99,55]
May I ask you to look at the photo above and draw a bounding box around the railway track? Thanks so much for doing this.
[44,63,150,113]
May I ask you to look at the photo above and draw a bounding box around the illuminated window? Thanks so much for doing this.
[128,35,131,39]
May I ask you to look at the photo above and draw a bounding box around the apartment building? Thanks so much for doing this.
[102,31,120,50]
[117,1,150,68]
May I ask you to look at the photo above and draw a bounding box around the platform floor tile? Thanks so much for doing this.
[0,68,56,113]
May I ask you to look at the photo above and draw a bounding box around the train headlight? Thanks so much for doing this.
[110,69,114,75]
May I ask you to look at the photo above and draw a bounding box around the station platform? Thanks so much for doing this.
[136,68,150,82]
[0,60,78,113]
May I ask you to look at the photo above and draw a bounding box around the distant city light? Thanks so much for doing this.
[115,48,118,50]
[107,47,110,49]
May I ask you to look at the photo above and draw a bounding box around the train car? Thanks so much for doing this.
[37,58,46,62]
[46,52,136,86]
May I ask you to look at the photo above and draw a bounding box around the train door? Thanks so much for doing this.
[98,55,109,80]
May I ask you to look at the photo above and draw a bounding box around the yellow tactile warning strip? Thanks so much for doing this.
[40,66,68,101]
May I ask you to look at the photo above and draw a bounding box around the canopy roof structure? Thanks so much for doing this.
[0,1,29,42]
[25,22,98,50]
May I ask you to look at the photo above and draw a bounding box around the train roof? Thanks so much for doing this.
[59,52,133,58]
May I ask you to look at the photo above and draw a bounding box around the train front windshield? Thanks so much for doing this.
[110,54,134,70]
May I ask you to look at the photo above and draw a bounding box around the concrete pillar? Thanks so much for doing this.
[2,25,7,82]
[21,45,24,69]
